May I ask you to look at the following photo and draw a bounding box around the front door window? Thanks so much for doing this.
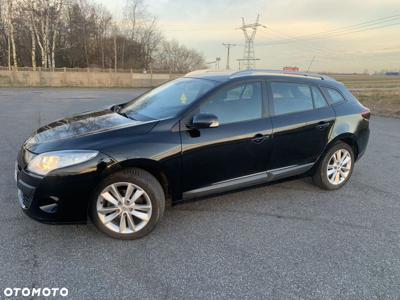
[200,82,263,124]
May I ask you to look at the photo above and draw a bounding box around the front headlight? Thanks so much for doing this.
[27,150,99,176]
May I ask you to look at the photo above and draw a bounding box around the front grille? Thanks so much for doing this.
[22,194,33,208]
[17,189,33,209]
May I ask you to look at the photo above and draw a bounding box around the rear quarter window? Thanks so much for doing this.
[324,87,346,104]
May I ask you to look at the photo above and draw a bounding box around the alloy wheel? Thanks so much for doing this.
[326,149,352,185]
[96,182,152,234]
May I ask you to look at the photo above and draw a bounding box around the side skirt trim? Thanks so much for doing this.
[182,162,314,200]
[268,162,314,181]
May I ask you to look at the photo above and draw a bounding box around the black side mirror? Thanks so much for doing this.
[190,113,220,129]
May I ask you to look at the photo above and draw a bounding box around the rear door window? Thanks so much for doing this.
[270,82,314,116]
[311,86,328,109]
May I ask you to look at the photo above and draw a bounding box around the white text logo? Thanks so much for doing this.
[3,287,68,297]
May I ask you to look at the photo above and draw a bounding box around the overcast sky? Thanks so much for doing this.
[99,0,400,73]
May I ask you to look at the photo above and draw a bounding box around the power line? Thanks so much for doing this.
[287,14,400,39]
[222,43,237,70]
[236,13,400,71]
[257,28,340,57]
[206,57,221,70]
[260,29,388,67]
[254,16,400,63]
[321,21,400,38]
[258,16,400,47]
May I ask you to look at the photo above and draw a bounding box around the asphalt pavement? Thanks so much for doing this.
[0,88,399,299]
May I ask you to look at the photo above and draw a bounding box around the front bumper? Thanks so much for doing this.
[16,150,114,224]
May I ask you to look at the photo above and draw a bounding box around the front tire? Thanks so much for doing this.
[313,142,354,190]
[89,168,165,240]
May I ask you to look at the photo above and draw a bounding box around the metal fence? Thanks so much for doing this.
[0,66,176,74]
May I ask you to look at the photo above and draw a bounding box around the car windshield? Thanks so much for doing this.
[121,78,218,120]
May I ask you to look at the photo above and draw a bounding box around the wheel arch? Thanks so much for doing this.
[327,133,359,160]
[101,158,174,207]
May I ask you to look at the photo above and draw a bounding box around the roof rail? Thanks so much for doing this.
[185,69,218,77]
[230,69,334,81]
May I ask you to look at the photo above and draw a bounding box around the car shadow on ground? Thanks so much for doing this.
[14,174,320,242]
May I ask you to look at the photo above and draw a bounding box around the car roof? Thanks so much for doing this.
[184,69,338,84]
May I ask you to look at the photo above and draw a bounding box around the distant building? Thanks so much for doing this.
[283,66,299,72]
[385,72,400,76]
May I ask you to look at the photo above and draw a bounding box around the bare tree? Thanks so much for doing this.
[0,1,11,70]
[22,0,37,70]
[0,3,7,66]
[155,40,205,73]
[29,0,63,68]
[51,0,63,68]
[98,6,111,68]
[28,8,36,70]
[0,0,205,72]
[139,17,162,70]
[124,0,145,41]
[112,22,118,71]
[78,0,90,67]
[31,0,47,67]
[5,0,17,69]
[124,0,162,69]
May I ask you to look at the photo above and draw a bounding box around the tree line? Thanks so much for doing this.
[0,0,206,73]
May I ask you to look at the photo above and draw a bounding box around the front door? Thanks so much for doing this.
[180,80,273,193]
[267,81,336,170]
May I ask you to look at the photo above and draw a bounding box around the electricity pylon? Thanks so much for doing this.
[238,14,266,69]
[222,43,236,70]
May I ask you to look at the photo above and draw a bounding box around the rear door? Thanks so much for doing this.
[267,80,335,169]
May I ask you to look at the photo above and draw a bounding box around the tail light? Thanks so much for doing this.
[361,109,371,120]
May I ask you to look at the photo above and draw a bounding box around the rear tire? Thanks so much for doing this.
[89,168,165,240]
[313,142,354,190]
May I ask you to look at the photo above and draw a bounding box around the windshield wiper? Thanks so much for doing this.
[118,111,137,120]
[111,104,122,113]
[111,105,136,120]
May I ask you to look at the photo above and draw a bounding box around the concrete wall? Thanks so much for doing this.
[0,70,182,88]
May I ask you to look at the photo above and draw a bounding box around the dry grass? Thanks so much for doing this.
[351,90,400,118]
[334,74,400,89]
[331,75,400,118]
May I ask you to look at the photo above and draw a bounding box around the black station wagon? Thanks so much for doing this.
[16,70,370,239]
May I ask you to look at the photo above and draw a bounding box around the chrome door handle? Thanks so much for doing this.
[316,122,330,130]
[251,134,270,144]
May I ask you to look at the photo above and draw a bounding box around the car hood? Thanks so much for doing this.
[24,110,153,152]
